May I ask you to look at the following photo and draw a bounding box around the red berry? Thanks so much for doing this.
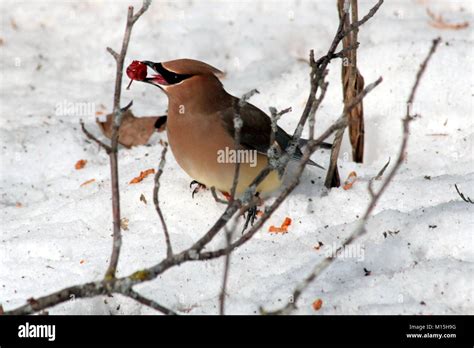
[126,60,147,81]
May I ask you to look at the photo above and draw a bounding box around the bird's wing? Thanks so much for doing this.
[220,97,323,168]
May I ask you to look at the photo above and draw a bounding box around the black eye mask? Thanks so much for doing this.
[154,62,193,85]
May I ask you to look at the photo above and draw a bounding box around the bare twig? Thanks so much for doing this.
[153,142,173,258]
[369,157,391,198]
[265,37,441,315]
[80,119,112,153]
[125,288,176,315]
[229,90,259,201]
[102,1,151,280]
[331,42,360,60]
[219,226,233,315]
[374,157,391,180]
[220,89,259,315]
[455,184,474,204]
[268,106,293,175]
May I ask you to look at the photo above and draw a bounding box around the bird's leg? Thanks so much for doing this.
[242,205,257,233]
[241,192,262,233]
[189,180,207,198]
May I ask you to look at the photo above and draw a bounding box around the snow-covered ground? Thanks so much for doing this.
[0,0,473,314]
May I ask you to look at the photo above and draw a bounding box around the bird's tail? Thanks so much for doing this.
[297,138,331,169]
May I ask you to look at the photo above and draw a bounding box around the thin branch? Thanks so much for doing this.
[374,157,391,180]
[268,106,293,175]
[220,89,259,315]
[369,157,391,198]
[80,119,112,153]
[125,288,176,315]
[330,42,360,60]
[131,0,152,24]
[106,47,119,61]
[326,0,366,188]
[455,184,474,204]
[309,79,329,141]
[219,226,233,315]
[104,0,151,280]
[153,142,173,258]
[342,0,383,38]
[269,106,292,146]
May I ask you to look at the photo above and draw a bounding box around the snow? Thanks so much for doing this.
[1,0,473,315]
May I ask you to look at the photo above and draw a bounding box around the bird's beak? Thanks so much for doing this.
[142,61,169,87]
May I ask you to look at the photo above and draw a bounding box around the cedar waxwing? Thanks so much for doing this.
[137,58,322,199]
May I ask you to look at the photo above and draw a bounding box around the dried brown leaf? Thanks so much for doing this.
[96,110,161,148]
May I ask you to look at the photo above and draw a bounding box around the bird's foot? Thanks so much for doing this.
[190,180,207,198]
[241,193,262,233]
[242,205,258,233]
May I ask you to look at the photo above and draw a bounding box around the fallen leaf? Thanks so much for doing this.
[269,216,292,234]
[427,8,469,30]
[80,259,85,264]
[80,178,96,187]
[312,299,323,311]
[75,159,87,170]
[343,171,357,190]
[140,193,147,204]
[15,202,22,208]
[129,169,155,184]
[97,110,162,148]
[268,226,287,234]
